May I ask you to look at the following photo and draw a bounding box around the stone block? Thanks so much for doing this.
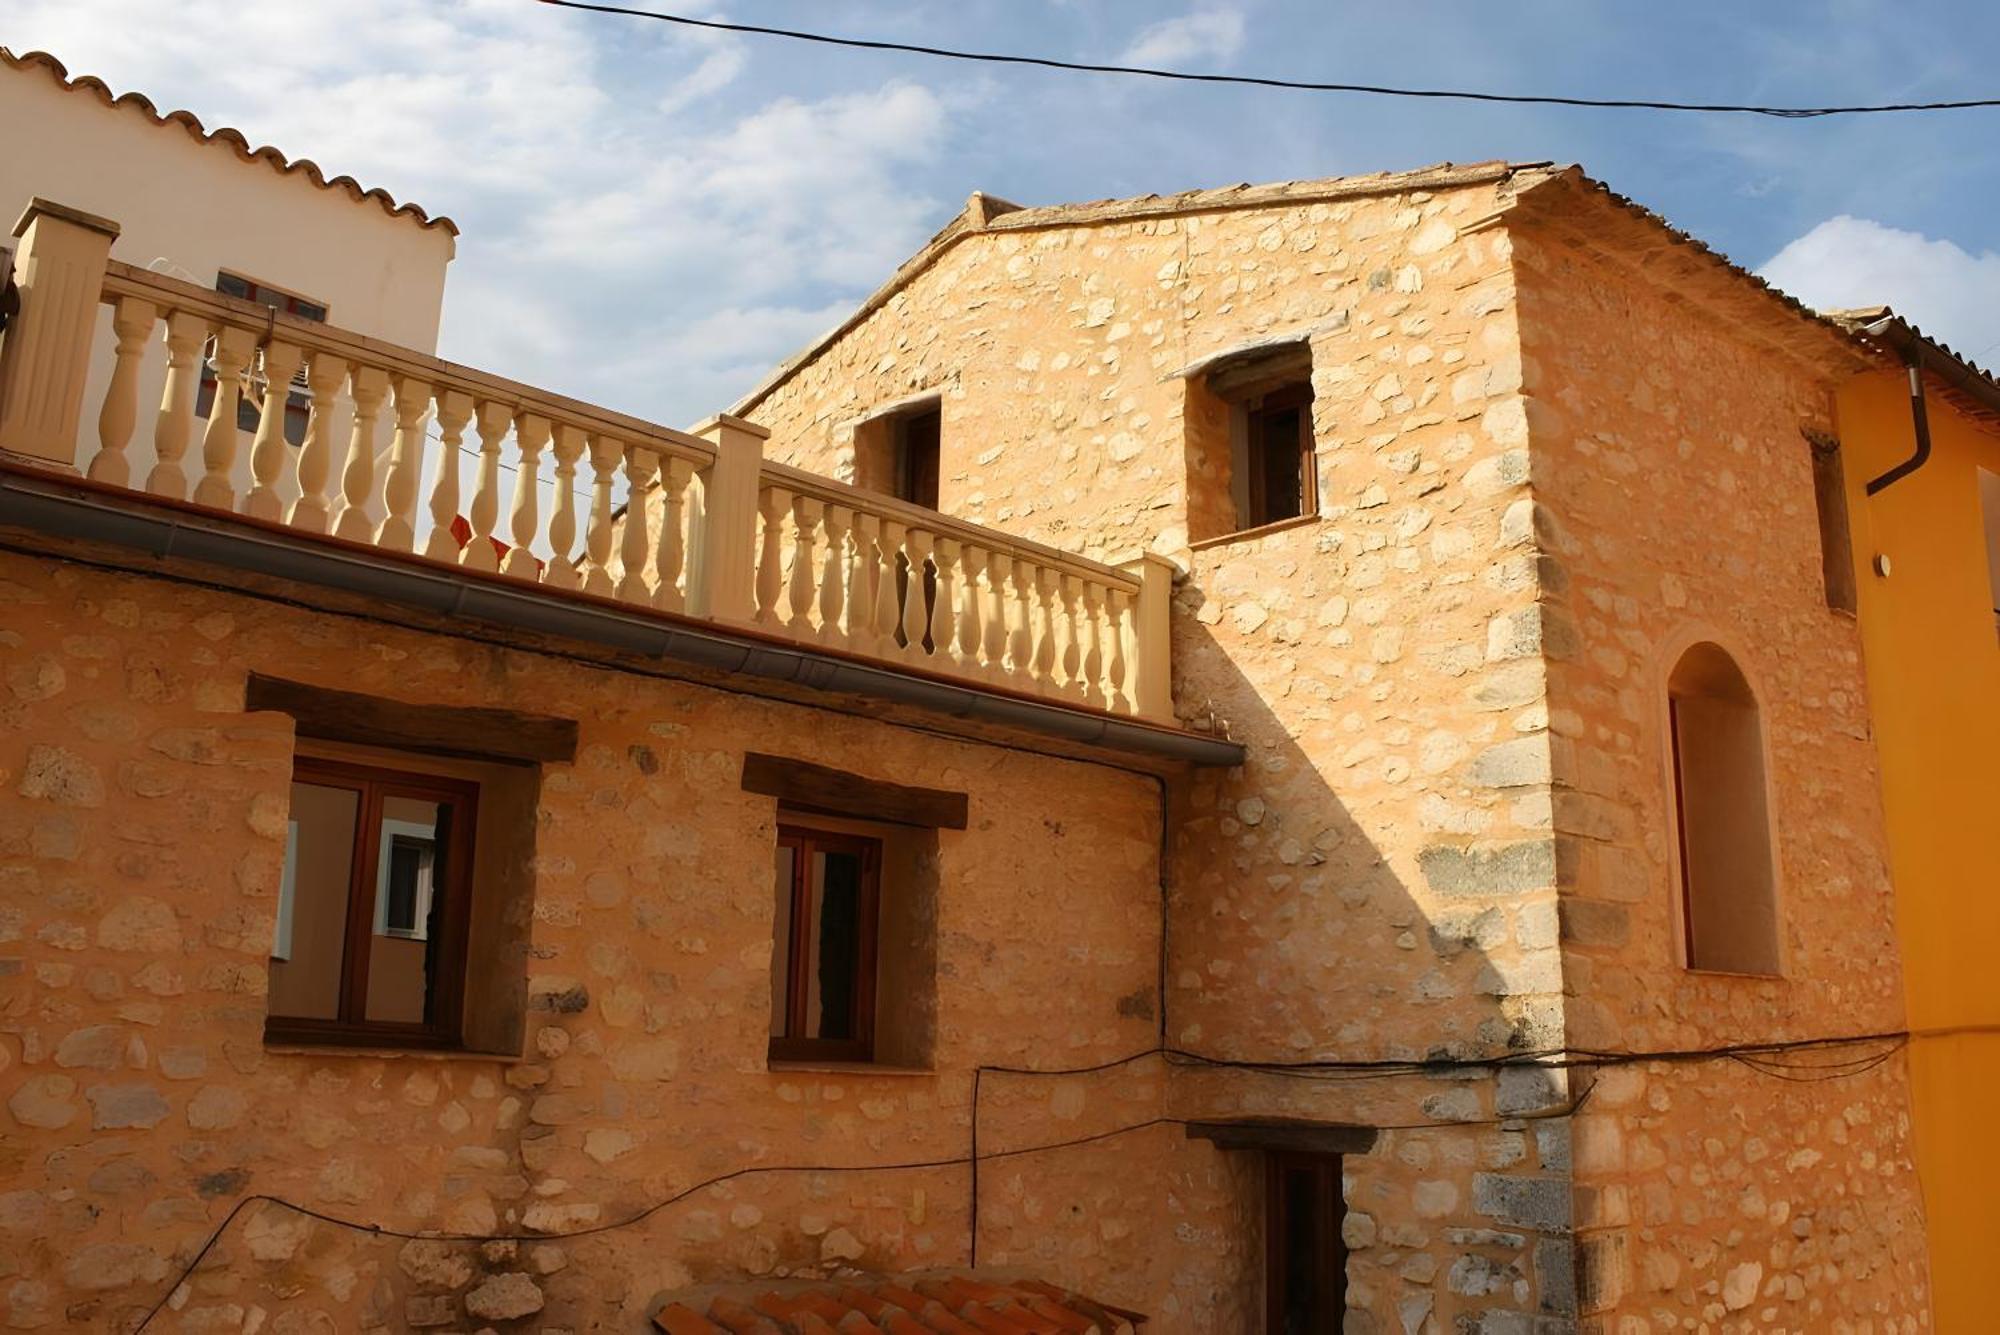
[1418,841,1556,897]
[1473,1174,1573,1232]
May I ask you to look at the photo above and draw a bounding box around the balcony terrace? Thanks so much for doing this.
[0,198,1234,765]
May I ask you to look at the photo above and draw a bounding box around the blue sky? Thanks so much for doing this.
[8,0,1998,425]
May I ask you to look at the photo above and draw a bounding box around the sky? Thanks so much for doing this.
[6,0,1999,427]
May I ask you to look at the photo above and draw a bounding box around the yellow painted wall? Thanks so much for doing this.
[1838,370,2000,1332]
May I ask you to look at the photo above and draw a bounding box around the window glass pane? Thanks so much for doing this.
[771,843,795,1038]
[216,272,252,299]
[364,794,446,1024]
[267,781,359,1020]
[806,848,864,1041]
[1280,1165,1320,1334]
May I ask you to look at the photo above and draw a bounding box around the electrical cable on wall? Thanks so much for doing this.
[533,0,2000,119]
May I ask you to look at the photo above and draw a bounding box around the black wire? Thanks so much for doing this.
[533,0,2000,119]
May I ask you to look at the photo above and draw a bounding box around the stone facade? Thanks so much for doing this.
[744,165,1931,1331]
[0,161,1936,1333]
[0,549,1188,1331]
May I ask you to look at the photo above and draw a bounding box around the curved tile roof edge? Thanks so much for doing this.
[2,46,459,237]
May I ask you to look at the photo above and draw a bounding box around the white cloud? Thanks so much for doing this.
[1760,217,2000,364]
[1120,10,1247,67]
[2,0,959,424]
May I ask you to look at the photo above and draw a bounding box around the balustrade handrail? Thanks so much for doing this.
[99,261,716,468]
[759,456,1140,592]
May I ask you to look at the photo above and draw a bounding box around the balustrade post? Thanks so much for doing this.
[902,529,934,662]
[1105,585,1133,715]
[931,537,961,670]
[754,487,787,625]
[147,311,209,500]
[0,199,120,470]
[616,447,658,602]
[88,296,157,487]
[460,400,512,572]
[502,413,550,578]
[786,495,823,637]
[686,412,769,625]
[1008,558,1034,677]
[875,520,906,650]
[287,353,347,532]
[375,377,432,551]
[1032,568,1060,695]
[981,551,1010,684]
[331,365,388,541]
[242,340,302,520]
[1079,579,1107,709]
[581,435,623,595]
[956,544,984,675]
[1119,553,1177,723]
[192,325,257,510]
[652,456,694,611]
[423,390,474,560]
[545,424,587,590]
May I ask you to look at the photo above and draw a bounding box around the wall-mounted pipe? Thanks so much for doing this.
[1864,347,1934,496]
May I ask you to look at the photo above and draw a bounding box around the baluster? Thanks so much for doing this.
[502,414,550,578]
[89,297,157,487]
[1078,579,1107,708]
[1060,574,1088,701]
[242,340,302,521]
[754,488,787,625]
[1009,557,1034,677]
[902,528,935,662]
[786,495,821,637]
[581,435,623,595]
[331,366,388,541]
[931,537,961,670]
[1033,567,1060,694]
[544,425,586,590]
[375,377,431,551]
[875,520,907,650]
[652,455,693,611]
[1106,584,1134,714]
[820,505,851,646]
[982,551,1011,684]
[955,542,984,675]
[616,447,658,602]
[192,326,257,510]
[287,352,347,532]
[147,311,209,499]
[460,400,512,571]
[423,391,474,560]
[851,513,883,652]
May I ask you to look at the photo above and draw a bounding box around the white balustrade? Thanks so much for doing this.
[57,258,1173,721]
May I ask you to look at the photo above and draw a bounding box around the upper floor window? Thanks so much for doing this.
[1666,642,1780,975]
[1184,341,1318,542]
[198,271,327,444]
[269,756,477,1048]
[1267,1151,1346,1334]
[852,400,942,509]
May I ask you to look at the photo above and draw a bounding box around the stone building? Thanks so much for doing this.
[0,61,1983,1335]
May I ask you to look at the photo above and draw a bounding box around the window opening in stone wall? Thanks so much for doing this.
[264,756,478,1048]
[1979,468,2000,642]
[1806,430,1857,614]
[892,406,942,509]
[770,824,882,1063]
[1667,643,1780,975]
[196,271,327,445]
[1185,342,1318,542]
[1266,1151,1346,1334]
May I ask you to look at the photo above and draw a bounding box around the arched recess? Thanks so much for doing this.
[1665,640,1781,975]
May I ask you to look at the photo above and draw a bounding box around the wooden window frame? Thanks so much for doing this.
[1245,382,1317,530]
[891,405,942,510]
[264,756,479,1051]
[1265,1150,1346,1335]
[769,823,882,1064]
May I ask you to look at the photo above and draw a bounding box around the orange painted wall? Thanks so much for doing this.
[1837,369,2000,1332]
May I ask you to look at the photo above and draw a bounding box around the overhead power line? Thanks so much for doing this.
[534,0,2000,118]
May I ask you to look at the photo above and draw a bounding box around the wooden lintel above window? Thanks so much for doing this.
[741,753,968,830]
[1185,1119,1379,1156]
[246,674,578,766]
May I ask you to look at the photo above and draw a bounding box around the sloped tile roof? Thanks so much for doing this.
[654,1273,1145,1334]
[1,47,457,235]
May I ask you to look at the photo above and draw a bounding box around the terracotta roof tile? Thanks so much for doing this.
[655,1271,1143,1335]
[0,46,457,236]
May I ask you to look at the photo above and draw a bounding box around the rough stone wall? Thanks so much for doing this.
[1508,224,1930,1328]
[0,549,1190,1332]
[751,181,1584,1331]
